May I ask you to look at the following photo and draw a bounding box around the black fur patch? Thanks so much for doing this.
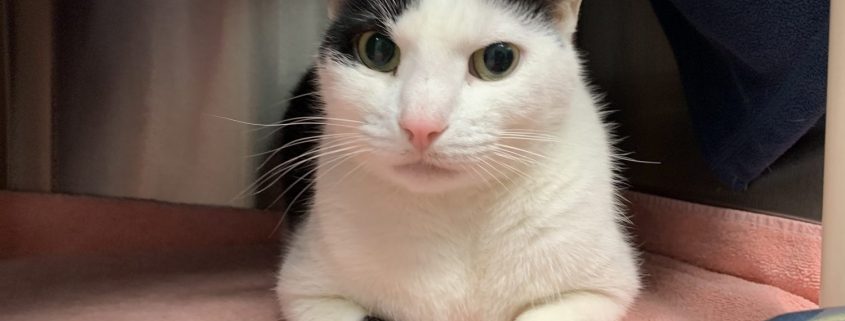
[320,0,416,63]
[257,69,322,231]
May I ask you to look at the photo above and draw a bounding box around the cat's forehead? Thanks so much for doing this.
[333,0,556,23]
[397,0,528,41]
[323,0,557,62]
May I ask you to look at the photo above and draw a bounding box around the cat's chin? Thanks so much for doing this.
[386,161,468,194]
[395,162,457,177]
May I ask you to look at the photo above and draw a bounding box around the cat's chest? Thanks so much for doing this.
[313,174,569,321]
[317,206,541,321]
[333,231,522,321]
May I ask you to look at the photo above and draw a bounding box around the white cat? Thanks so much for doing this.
[274,0,641,320]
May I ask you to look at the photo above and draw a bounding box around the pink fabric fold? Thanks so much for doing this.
[627,192,822,303]
[626,253,817,321]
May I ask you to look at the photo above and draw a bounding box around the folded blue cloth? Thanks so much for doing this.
[768,306,845,321]
[649,0,829,189]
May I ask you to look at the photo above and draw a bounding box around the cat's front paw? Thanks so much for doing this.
[515,291,630,321]
[281,297,371,321]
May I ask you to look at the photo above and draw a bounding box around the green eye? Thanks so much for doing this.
[470,42,520,81]
[356,31,400,72]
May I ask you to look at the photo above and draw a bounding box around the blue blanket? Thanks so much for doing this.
[649,0,829,189]
[769,306,845,321]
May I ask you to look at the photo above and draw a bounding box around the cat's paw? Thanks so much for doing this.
[517,309,603,321]
[515,308,583,321]
[281,297,370,321]
[514,291,630,321]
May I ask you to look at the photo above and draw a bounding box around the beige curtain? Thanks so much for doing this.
[44,0,328,208]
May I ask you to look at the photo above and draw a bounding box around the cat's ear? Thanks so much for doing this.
[548,0,582,37]
[327,0,344,20]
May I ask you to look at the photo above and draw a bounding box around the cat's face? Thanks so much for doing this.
[316,0,583,193]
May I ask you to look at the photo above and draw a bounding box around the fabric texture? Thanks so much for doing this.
[0,191,823,320]
[0,247,818,321]
[649,0,829,189]
[627,192,822,303]
[627,254,816,321]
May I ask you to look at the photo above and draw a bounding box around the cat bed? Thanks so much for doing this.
[0,191,821,321]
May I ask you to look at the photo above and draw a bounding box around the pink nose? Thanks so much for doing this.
[400,119,447,151]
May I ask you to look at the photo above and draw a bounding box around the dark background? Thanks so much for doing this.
[578,0,824,222]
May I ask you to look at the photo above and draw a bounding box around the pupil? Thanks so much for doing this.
[484,43,514,74]
[366,34,395,66]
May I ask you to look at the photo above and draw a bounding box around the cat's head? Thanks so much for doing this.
[315,0,584,193]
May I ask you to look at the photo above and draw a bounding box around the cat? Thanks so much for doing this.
[272,0,641,320]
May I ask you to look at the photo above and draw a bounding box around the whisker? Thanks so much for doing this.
[265,92,320,109]
[233,139,365,200]
[496,143,550,161]
[208,114,361,130]
[501,131,556,138]
[500,132,556,138]
[249,133,356,159]
[207,115,283,127]
[268,148,367,210]
[253,134,361,172]
[494,147,541,166]
[283,91,317,101]
[226,92,323,133]
[268,137,365,172]
[480,155,515,184]
[281,116,363,124]
[462,160,494,191]
[247,142,367,198]
[249,115,362,136]
[487,155,532,181]
[261,121,361,130]
[472,155,510,192]
[499,135,560,143]
[613,155,662,165]
[266,149,370,237]
[494,144,564,175]
[249,138,359,189]
[504,128,556,135]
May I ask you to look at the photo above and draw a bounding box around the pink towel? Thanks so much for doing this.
[0,191,824,320]
[627,192,822,303]
[627,253,816,321]
[0,246,817,321]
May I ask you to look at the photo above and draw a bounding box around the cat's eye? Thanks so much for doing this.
[469,42,520,81]
[356,31,401,73]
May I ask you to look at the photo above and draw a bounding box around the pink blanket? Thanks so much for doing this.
[0,191,822,320]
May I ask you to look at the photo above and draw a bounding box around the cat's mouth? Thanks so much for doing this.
[394,161,458,177]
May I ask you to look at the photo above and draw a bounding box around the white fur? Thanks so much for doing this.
[277,0,641,320]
